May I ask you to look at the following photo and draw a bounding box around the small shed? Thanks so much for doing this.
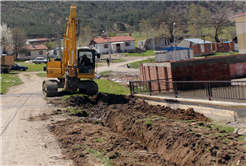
[154,46,194,62]
[177,38,212,56]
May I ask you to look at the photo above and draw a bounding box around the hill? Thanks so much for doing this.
[1,1,245,39]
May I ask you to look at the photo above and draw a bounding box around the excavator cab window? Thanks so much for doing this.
[78,50,95,74]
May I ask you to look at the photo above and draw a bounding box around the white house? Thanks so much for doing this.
[89,35,135,54]
[18,44,48,60]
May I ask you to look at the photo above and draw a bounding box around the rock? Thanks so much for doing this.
[237,129,246,136]
[233,128,239,134]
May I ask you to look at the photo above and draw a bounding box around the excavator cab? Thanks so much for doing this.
[77,48,95,74]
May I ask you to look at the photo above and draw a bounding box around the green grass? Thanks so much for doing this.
[122,50,155,57]
[94,137,106,143]
[111,59,126,63]
[87,148,113,166]
[195,51,239,58]
[95,79,130,95]
[151,115,168,120]
[99,71,113,76]
[128,57,155,69]
[16,62,46,72]
[211,125,235,133]
[0,73,23,94]
[36,73,46,77]
[67,107,89,117]
[144,118,153,126]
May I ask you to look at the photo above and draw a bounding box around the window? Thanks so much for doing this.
[39,51,43,55]
[25,51,31,56]
[104,44,108,48]
[96,45,98,49]
[206,44,211,50]
[141,42,143,46]
[125,42,130,47]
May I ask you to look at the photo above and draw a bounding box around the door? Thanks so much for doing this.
[116,44,122,53]
[200,44,205,53]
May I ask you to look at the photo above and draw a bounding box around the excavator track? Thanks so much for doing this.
[42,80,58,97]
[78,80,98,96]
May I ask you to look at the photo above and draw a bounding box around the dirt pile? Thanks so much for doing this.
[46,93,246,166]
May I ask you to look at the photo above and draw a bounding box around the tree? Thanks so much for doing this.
[0,22,14,54]
[225,26,236,41]
[77,25,95,47]
[209,9,229,42]
[186,3,209,38]
[11,27,27,59]
[117,22,127,31]
[155,8,184,42]
[140,19,152,39]
[44,41,54,50]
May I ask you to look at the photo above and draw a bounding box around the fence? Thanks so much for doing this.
[129,80,246,100]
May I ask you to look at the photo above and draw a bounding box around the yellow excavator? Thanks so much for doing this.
[42,6,98,97]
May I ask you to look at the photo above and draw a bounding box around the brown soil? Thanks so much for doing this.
[45,93,246,166]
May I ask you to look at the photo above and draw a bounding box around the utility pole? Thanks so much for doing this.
[56,21,62,59]
[151,29,155,51]
[106,26,111,61]
[173,23,176,60]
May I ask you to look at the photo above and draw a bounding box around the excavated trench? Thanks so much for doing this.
[45,93,246,166]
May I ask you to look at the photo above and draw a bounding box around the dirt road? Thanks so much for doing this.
[0,72,73,165]
[0,56,151,165]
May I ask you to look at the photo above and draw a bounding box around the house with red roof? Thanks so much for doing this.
[89,34,136,54]
[18,44,48,60]
[26,38,50,45]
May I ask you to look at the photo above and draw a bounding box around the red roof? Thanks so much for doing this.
[229,12,246,20]
[92,35,135,44]
[23,44,48,50]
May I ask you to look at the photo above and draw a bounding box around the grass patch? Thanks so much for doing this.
[95,79,130,95]
[99,71,113,77]
[211,125,234,133]
[222,138,231,143]
[24,74,30,77]
[0,73,23,94]
[75,144,82,150]
[238,135,246,143]
[94,137,106,143]
[111,59,126,63]
[151,115,168,120]
[128,57,155,69]
[87,148,113,166]
[122,50,155,57]
[144,118,153,126]
[68,107,89,117]
[195,51,239,58]
[36,73,46,77]
[15,62,46,72]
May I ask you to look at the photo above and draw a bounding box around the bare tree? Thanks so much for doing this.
[155,8,184,42]
[11,27,27,59]
[209,9,229,42]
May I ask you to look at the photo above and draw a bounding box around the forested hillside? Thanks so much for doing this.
[1,1,245,41]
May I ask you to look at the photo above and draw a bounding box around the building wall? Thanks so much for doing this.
[177,41,212,56]
[230,62,246,78]
[212,42,235,52]
[95,41,135,54]
[171,61,231,81]
[234,16,246,54]
[18,50,47,60]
